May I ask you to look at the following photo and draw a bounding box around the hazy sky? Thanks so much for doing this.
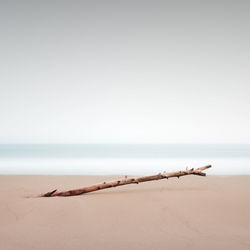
[0,0,249,143]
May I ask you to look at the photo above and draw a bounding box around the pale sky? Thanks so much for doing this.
[0,0,250,144]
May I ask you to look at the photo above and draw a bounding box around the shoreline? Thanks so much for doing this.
[1,175,250,249]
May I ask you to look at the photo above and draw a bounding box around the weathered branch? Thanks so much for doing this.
[38,165,211,197]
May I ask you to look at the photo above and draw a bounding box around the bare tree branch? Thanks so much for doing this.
[38,165,211,197]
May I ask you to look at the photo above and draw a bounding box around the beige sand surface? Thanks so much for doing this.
[0,175,250,250]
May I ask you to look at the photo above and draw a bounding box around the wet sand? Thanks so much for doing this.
[0,175,250,250]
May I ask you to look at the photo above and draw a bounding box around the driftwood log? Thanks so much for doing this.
[39,165,211,197]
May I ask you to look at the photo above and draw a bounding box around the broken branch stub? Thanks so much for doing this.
[38,165,211,197]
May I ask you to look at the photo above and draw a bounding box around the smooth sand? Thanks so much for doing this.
[0,175,250,250]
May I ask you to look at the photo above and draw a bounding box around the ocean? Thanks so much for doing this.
[0,144,249,175]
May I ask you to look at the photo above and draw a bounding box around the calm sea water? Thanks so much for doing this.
[0,144,249,175]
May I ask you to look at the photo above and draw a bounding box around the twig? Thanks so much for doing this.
[38,165,211,197]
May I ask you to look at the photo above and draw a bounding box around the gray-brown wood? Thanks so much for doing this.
[39,165,211,197]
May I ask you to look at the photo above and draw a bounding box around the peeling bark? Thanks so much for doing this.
[38,165,211,197]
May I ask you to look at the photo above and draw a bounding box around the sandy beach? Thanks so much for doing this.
[0,175,250,250]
